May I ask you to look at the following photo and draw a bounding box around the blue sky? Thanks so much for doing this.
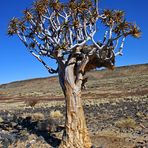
[0,0,148,84]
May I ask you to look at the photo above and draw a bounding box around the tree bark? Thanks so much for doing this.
[60,84,92,148]
[59,63,92,148]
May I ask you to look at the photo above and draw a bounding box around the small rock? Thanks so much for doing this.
[0,132,16,147]
[26,142,32,148]
[30,140,36,144]
[0,117,4,123]
[36,136,45,142]
[37,121,48,132]
[17,125,23,130]
[2,137,10,148]
[11,122,18,128]
[19,136,28,141]
[12,115,18,122]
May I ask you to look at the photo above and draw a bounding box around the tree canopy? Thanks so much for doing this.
[8,0,141,74]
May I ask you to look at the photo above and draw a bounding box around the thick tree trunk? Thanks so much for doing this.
[59,79,92,148]
[57,55,92,148]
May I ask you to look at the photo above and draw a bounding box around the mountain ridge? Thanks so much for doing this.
[1,63,147,85]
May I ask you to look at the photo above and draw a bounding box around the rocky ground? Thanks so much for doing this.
[0,96,147,148]
[0,64,148,148]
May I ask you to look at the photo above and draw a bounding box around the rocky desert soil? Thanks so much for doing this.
[0,64,148,148]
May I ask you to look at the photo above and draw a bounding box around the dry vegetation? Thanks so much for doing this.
[50,110,63,119]
[0,64,147,102]
[0,64,148,148]
[115,117,136,129]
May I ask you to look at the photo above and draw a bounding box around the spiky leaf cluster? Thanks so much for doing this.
[101,9,141,38]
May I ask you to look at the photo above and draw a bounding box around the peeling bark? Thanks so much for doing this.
[59,62,92,148]
[59,83,92,148]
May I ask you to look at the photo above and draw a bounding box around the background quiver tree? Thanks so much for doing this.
[8,0,141,147]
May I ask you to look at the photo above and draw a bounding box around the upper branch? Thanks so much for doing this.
[16,31,58,74]
[8,0,141,73]
[8,0,101,57]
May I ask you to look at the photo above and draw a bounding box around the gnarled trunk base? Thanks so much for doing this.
[59,84,92,148]
[60,133,91,148]
[59,107,92,148]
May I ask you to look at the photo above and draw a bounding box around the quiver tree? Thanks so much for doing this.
[8,0,141,147]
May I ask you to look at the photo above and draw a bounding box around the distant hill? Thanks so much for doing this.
[0,64,148,102]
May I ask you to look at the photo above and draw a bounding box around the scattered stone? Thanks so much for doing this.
[26,142,32,148]
[0,132,16,146]
[0,117,4,123]
[37,121,49,132]
[10,122,18,128]
[0,98,147,148]
[30,139,36,144]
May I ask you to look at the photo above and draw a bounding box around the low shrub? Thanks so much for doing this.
[50,110,63,119]
[25,99,39,107]
[115,117,136,129]
[32,113,45,121]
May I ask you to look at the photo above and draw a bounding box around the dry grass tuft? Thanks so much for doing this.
[31,112,45,121]
[21,113,32,119]
[136,112,145,118]
[21,112,45,121]
[115,117,136,129]
[50,110,63,119]
[25,99,39,107]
